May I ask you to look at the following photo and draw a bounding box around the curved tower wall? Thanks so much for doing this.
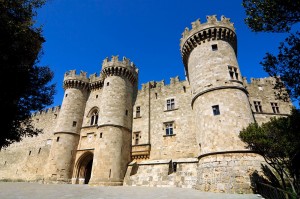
[45,70,89,182]
[90,56,138,185]
[180,15,254,154]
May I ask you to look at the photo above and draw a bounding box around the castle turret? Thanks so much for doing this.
[89,56,138,185]
[45,70,89,182]
[180,15,254,154]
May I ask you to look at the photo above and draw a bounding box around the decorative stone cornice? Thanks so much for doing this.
[180,15,237,71]
[101,55,139,85]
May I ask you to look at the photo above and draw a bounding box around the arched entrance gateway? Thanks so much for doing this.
[73,152,93,184]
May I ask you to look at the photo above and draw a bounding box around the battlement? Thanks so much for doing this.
[180,15,235,48]
[180,15,237,71]
[31,106,61,117]
[248,77,277,86]
[101,55,139,84]
[63,70,90,90]
[141,76,187,90]
[102,55,138,74]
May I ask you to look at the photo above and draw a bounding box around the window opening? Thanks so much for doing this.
[90,111,99,125]
[136,106,140,117]
[254,101,263,113]
[125,110,128,116]
[165,123,174,135]
[72,121,77,127]
[107,82,109,86]
[212,105,220,115]
[29,151,31,156]
[134,132,140,145]
[155,93,158,99]
[183,86,186,93]
[96,95,98,98]
[100,133,103,138]
[65,94,68,97]
[271,102,280,113]
[212,44,218,51]
[167,99,175,110]
[56,137,60,142]
[38,148,41,154]
[228,66,239,80]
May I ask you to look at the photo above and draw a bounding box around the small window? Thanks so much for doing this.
[212,105,220,115]
[183,86,186,93]
[107,82,109,86]
[54,114,57,119]
[100,133,103,138]
[271,102,280,113]
[72,121,77,127]
[56,137,60,142]
[167,98,175,110]
[212,44,218,51]
[29,151,31,156]
[65,94,68,97]
[38,148,41,154]
[125,110,128,116]
[228,66,239,80]
[254,101,263,113]
[90,110,99,125]
[134,132,140,145]
[165,123,174,136]
[155,93,158,99]
[136,106,141,117]
[96,95,98,98]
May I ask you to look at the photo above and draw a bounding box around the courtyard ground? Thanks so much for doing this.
[0,182,264,199]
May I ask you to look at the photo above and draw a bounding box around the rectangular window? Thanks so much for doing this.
[167,99,175,110]
[72,121,77,127]
[136,106,141,117]
[254,101,263,113]
[228,66,239,80]
[271,102,280,113]
[212,44,218,51]
[165,123,174,135]
[212,105,220,115]
[134,132,140,145]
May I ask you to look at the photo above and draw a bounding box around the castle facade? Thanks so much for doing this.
[0,15,292,193]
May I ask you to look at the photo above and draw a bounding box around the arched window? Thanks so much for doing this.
[90,110,99,126]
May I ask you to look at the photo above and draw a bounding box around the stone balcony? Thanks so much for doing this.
[131,144,151,160]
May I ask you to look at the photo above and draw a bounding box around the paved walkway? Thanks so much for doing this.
[0,182,263,199]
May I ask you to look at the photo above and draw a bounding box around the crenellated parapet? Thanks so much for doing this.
[89,73,104,91]
[63,70,90,90]
[101,55,139,85]
[180,15,237,70]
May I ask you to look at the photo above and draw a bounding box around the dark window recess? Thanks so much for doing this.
[183,86,186,93]
[72,121,77,127]
[165,123,174,135]
[271,102,280,113]
[38,148,41,154]
[107,82,109,86]
[155,93,158,99]
[125,110,128,116]
[100,133,103,138]
[167,99,175,110]
[90,111,99,125]
[228,66,239,80]
[65,94,68,97]
[29,151,31,156]
[254,101,263,113]
[134,132,140,145]
[96,95,98,98]
[212,105,220,115]
[172,162,177,172]
[212,44,218,51]
[136,106,140,117]
[57,137,60,142]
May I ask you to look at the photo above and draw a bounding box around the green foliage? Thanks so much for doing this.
[0,0,55,149]
[261,32,300,103]
[239,109,300,196]
[242,0,300,33]
[242,0,300,106]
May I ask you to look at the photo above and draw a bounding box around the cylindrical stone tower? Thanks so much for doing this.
[45,70,89,183]
[89,56,138,185]
[180,15,254,154]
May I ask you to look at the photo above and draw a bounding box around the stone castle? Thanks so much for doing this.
[0,15,292,193]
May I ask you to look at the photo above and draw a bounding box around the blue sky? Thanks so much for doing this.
[36,0,294,108]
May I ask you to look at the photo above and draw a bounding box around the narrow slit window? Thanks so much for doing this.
[136,106,140,117]
[56,137,60,142]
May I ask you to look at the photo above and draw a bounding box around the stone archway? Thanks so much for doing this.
[73,152,93,184]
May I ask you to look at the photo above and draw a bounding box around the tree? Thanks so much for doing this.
[0,0,55,149]
[242,0,300,105]
[239,108,300,196]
